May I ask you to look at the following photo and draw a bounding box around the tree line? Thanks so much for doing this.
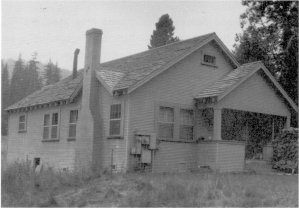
[1,54,62,135]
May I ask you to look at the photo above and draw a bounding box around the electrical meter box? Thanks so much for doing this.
[149,133,157,149]
[141,149,151,163]
[141,135,150,145]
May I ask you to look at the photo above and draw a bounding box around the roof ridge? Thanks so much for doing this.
[99,32,216,66]
[240,61,263,67]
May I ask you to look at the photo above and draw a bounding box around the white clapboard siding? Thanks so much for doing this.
[7,102,80,170]
[217,72,290,117]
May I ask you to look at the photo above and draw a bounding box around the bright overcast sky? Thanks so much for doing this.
[2,0,246,70]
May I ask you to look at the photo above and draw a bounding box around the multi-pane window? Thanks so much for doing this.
[203,54,216,65]
[158,107,174,139]
[180,109,194,140]
[69,110,78,139]
[43,113,59,140]
[109,104,122,136]
[18,115,26,132]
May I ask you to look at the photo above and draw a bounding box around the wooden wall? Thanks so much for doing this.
[152,140,245,173]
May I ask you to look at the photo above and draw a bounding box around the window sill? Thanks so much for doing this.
[159,138,195,143]
[18,130,27,133]
[201,62,218,68]
[67,138,76,141]
[42,139,59,142]
[107,136,124,139]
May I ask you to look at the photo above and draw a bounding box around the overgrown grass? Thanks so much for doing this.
[2,161,298,207]
[1,160,102,206]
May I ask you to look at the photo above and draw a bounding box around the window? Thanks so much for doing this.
[158,107,174,139]
[180,109,194,140]
[69,110,78,139]
[203,54,216,65]
[109,104,122,136]
[43,113,59,140]
[18,115,26,132]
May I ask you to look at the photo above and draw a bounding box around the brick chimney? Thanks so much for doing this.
[75,28,103,170]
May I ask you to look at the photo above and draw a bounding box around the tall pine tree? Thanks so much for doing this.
[44,60,61,85]
[25,53,42,96]
[2,60,10,135]
[148,14,180,49]
[10,55,26,105]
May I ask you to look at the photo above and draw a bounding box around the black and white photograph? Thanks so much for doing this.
[1,0,298,207]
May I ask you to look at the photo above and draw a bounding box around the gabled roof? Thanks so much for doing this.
[195,61,298,112]
[6,32,239,111]
[96,32,239,93]
[6,72,83,111]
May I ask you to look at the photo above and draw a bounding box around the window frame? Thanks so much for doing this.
[68,109,79,140]
[201,53,217,67]
[155,102,194,142]
[179,109,194,140]
[108,103,124,138]
[42,112,60,141]
[158,106,175,140]
[18,114,27,133]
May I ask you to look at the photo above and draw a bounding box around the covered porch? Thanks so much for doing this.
[151,63,297,173]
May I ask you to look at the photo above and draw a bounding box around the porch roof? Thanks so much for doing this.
[195,61,298,112]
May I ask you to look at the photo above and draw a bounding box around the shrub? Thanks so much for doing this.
[272,128,298,173]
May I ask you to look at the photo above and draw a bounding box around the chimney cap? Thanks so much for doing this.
[86,28,103,35]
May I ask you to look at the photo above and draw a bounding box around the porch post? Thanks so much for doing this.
[213,108,222,140]
[285,115,291,128]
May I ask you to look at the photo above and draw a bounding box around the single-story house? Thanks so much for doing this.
[6,28,297,172]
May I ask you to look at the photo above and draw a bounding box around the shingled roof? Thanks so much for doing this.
[6,72,83,111]
[195,61,262,99]
[96,32,216,91]
[7,32,218,111]
[195,61,298,112]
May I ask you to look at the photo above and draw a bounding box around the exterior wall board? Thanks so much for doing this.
[152,141,245,173]
[98,85,127,171]
[7,102,81,170]
[218,73,291,117]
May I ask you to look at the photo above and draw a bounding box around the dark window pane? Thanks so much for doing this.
[159,107,174,123]
[51,126,58,139]
[110,120,121,135]
[19,115,25,122]
[159,124,173,139]
[110,104,121,119]
[44,114,50,126]
[43,127,49,139]
[69,124,76,138]
[180,126,193,140]
[19,123,25,131]
[70,110,78,123]
[52,113,58,125]
[204,55,216,64]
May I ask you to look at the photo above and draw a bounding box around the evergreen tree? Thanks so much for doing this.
[10,55,26,105]
[44,59,54,86]
[148,14,180,49]
[25,53,42,96]
[52,62,61,83]
[44,60,61,85]
[2,60,10,107]
[2,60,10,135]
